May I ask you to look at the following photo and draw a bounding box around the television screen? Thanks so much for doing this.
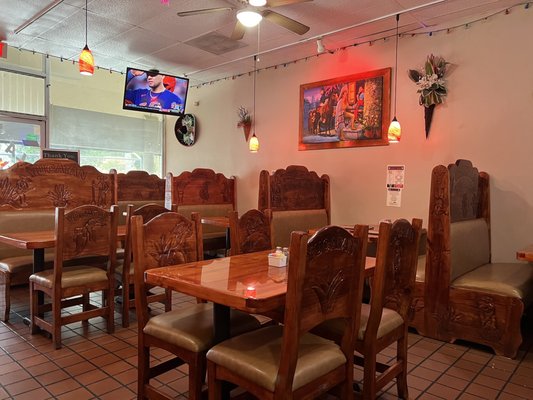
[123,67,189,116]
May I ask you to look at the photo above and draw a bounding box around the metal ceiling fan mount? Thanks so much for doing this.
[177,0,312,40]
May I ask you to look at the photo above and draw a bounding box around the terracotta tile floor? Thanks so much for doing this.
[1,285,532,399]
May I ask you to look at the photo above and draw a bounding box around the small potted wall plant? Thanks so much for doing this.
[237,106,252,141]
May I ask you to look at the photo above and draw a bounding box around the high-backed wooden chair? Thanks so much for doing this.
[114,170,166,225]
[229,209,272,256]
[421,159,533,358]
[0,158,116,322]
[166,168,236,252]
[358,219,422,399]
[258,165,330,247]
[206,225,368,400]
[316,219,422,399]
[29,205,119,349]
[131,211,261,400]
[116,203,171,328]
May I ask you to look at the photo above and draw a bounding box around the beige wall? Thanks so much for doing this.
[165,10,532,262]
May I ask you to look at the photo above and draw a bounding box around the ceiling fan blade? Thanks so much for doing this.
[231,21,246,41]
[266,0,313,7]
[177,7,234,17]
[261,10,310,35]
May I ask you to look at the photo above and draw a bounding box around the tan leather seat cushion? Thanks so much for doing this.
[315,304,404,341]
[450,219,490,281]
[0,211,55,259]
[206,325,345,392]
[415,255,426,282]
[144,303,261,353]
[452,263,533,301]
[358,304,404,340]
[272,209,328,247]
[0,253,54,274]
[29,266,108,289]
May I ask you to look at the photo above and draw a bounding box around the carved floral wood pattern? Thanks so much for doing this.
[146,217,195,268]
[0,159,115,210]
[170,168,234,206]
[63,206,111,259]
[383,220,417,315]
[305,226,359,318]
[237,210,271,254]
[267,165,327,211]
[117,171,165,201]
[448,160,479,222]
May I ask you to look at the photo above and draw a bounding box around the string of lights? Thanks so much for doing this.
[2,2,530,83]
[192,1,531,89]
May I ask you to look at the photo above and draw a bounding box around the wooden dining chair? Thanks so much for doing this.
[131,211,261,400]
[229,209,272,255]
[356,218,422,399]
[29,205,119,349]
[206,225,369,400]
[116,203,171,327]
[316,218,422,399]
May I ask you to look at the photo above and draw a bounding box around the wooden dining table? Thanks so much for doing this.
[145,250,376,342]
[201,215,231,254]
[0,225,127,273]
[0,226,127,327]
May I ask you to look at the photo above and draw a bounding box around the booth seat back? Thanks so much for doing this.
[117,200,166,225]
[178,204,233,238]
[271,209,328,247]
[450,218,490,282]
[0,211,55,259]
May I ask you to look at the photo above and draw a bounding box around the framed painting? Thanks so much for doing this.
[299,67,391,150]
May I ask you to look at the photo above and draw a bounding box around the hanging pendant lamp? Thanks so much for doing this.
[249,26,260,153]
[79,0,94,76]
[249,54,259,153]
[388,14,401,143]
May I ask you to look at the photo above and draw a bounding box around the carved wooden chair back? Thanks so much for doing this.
[228,209,272,255]
[131,211,203,327]
[356,218,422,399]
[365,218,423,340]
[277,225,368,396]
[29,205,118,349]
[119,203,172,327]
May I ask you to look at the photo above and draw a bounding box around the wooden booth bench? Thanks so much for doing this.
[0,159,116,322]
[165,168,235,253]
[258,165,330,247]
[114,170,166,225]
[413,159,533,358]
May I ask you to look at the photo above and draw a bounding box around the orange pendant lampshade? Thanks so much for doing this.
[79,45,94,76]
[79,0,94,76]
[388,14,401,143]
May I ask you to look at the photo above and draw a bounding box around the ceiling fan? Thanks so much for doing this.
[177,0,312,40]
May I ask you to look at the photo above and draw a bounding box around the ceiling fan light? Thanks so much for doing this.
[249,0,267,6]
[237,10,263,27]
[79,44,94,76]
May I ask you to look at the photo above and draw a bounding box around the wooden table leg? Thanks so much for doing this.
[213,303,231,400]
[24,248,45,328]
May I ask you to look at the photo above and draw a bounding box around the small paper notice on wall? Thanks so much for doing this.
[386,165,405,189]
[387,188,402,207]
[386,165,405,207]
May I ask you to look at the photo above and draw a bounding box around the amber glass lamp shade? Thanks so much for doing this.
[79,45,94,76]
[388,117,401,143]
[249,133,259,152]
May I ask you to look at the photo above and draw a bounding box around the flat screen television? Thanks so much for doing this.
[122,67,189,116]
